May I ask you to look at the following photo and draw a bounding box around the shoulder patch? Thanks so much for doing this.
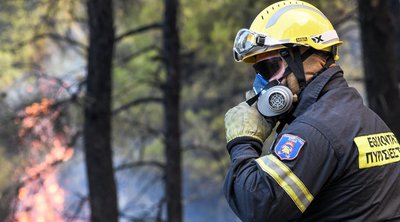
[274,134,305,161]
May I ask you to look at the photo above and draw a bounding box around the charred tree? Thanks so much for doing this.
[85,0,118,221]
[358,0,400,138]
[162,0,182,221]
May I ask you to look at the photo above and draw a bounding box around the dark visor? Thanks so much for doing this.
[252,57,283,80]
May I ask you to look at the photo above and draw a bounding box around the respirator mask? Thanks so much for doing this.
[246,56,294,117]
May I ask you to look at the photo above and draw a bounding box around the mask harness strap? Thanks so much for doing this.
[280,46,307,89]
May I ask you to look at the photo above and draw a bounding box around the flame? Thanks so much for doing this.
[12,98,75,222]
[15,173,67,222]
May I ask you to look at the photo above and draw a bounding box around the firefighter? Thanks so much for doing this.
[224,1,400,221]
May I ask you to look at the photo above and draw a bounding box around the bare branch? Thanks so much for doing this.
[112,97,162,115]
[118,174,165,222]
[67,130,83,148]
[156,198,165,222]
[333,8,358,28]
[115,44,157,65]
[12,33,87,52]
[115,23,162,43]
[64,194,88,222]
[113,64,164,99]
[19,159,65,184]
[184,143,227,178]
[115,160,165,171]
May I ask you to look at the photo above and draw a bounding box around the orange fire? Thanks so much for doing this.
[12,98,74,222]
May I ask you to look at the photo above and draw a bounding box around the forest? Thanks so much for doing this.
[0,0,399,222]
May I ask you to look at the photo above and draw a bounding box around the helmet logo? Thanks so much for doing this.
[296,37,307,43]
[311,35,324,43]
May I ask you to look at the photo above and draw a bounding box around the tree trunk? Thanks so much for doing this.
[358,0,400,138]
[163,0,182,221]
[85,0,118,221]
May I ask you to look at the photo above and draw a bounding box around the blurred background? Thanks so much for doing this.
[0,0,399,221]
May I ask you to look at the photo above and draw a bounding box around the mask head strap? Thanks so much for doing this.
[280,46,306,88]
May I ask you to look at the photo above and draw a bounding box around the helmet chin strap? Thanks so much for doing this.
[279,46,314,90]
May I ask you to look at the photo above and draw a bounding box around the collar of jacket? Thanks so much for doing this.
[292,66,344,118]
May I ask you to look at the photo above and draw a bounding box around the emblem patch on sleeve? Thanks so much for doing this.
[274,134,305,160]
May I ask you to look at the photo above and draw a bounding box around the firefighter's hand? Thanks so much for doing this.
[224,91,275,143]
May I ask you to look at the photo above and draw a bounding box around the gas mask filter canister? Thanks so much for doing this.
[251,74,293,117]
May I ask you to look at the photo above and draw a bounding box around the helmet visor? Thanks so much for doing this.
[233,29,285,62]
[234,29,258,54]
[233,29,264,61]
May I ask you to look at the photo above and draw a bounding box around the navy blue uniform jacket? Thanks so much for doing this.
[224,66,400,221]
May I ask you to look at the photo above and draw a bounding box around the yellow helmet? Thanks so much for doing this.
[233,0,342,63]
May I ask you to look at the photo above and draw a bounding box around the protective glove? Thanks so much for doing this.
[224,91,276,143]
